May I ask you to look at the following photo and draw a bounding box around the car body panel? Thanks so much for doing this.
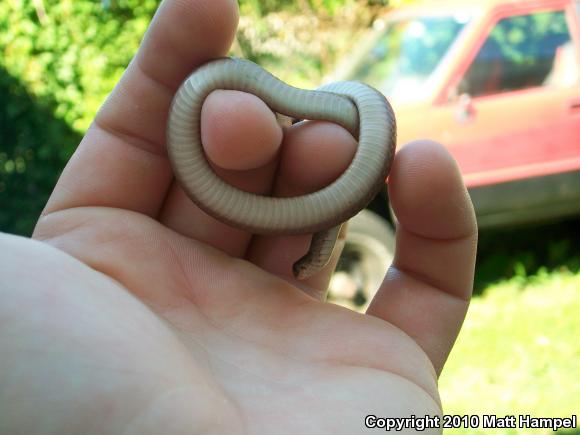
[393,0,580,186]
[345,0,580,228]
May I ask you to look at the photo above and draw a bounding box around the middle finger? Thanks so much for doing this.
[159,89,283,257]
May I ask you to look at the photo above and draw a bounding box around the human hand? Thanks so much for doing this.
[0,0,477,433]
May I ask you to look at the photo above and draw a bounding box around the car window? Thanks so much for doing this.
[351,15,468,102]
[459,10,575,97]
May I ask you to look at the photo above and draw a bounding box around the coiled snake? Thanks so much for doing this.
[167,58,396,279]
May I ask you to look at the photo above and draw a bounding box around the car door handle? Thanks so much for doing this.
[569,99,580,111]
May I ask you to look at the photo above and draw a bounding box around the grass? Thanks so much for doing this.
[439,269,580,434]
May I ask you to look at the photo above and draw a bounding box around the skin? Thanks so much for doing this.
[0,0,477,434]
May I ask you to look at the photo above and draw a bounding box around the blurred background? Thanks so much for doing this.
[0,0,579,433]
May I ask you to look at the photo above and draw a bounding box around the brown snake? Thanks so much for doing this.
[166,57,396,279]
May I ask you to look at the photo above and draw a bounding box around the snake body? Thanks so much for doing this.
[167,58,396,279]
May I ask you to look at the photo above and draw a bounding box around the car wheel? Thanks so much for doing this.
[329,209,395,309]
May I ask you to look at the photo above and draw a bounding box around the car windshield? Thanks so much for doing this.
[352,15,469,102]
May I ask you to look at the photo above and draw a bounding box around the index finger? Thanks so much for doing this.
[39,0,239,218]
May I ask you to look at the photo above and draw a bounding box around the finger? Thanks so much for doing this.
[159,90,283,257]
[247,121,358,298]
[38,0,239,222]
[366,140,478,375]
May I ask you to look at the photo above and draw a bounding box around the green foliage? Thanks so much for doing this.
[0,68,81,235]
[239,0,388,17]
[0,0,158,235]
[0,0,158,132]
[240,0,298,16]
[236,1,396,88]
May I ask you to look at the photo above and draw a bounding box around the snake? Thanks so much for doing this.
[166,57,396,279]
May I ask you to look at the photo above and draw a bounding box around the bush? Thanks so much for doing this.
[0,0,158,132]
[0,68,81,235]
[0,0,158,235]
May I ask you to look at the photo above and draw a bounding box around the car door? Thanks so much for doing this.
[425,3,580,187]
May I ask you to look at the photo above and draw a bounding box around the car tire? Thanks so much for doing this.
[330,209,396,308]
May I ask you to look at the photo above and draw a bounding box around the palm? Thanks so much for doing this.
[1,1,477,433]
[27,208,439,434]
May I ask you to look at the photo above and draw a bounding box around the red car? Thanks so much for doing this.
[330,0,580,305]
